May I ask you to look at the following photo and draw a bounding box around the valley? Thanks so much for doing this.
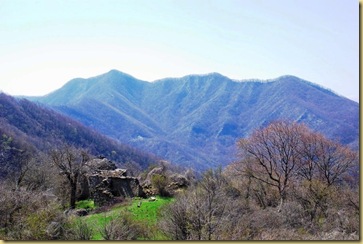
[0,70,359,241]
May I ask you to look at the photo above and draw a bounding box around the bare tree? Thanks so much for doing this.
[159,168,236,240]
[198,168,228,240]
[159,193,190,240]
[299,133,357,186]
[50,146,89,209]
[237,121,306,209]
[11,152,32,191]
[237,120,358,214]
[295,131,358,220]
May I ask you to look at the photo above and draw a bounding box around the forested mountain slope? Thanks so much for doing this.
[0,93,157,177]
[31,70,359,170]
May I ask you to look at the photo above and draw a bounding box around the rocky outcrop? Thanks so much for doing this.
[84,157,118,172]
[141,164,190,196]
[79,157,145,206]
[142,166,165,187]
[166,173,189,191]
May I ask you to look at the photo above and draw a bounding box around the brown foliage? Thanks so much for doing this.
[236,121,358,210]
[237,121,308,203]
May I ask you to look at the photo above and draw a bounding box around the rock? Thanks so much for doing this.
[141,184,157,197]
[75,209,88,216]
[82,158,146,206]
[163,173,190,195]
[140,164,191,197]
[83,158,117,173]
[64,208,88,217]
[143,166,164,186]
[169,173,189,188]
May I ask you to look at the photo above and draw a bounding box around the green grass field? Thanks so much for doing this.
[79,196,173,240]
[126,196,173,225]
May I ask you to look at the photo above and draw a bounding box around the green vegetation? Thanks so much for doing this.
[151,174,169,196]
[125,196,174,224]
[80,196,173,240]
[75,199,95,210]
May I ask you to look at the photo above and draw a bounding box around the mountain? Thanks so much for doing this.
[0,92,157,177]
[30,70,359,170]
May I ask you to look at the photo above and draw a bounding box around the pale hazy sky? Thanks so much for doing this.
[0,0,359,102]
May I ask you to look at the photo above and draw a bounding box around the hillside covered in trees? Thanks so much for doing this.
[30,70,359,170]
[0,93,157,178]
[0,120,358,240]
[0,71,359,241]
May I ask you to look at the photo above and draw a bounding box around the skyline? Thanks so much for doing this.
[0,0,359,102]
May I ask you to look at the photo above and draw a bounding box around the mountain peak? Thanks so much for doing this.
[181,72,230,80]
[204,72,227,78]
[101,69,138,80]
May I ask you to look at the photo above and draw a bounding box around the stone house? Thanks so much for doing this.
[78,157,145,206]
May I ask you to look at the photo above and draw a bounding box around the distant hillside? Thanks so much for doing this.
[0,93,157,177]
[31,70,359,170]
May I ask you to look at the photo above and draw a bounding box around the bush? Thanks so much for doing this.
[280,201,305,228]
[64,218,93,240]
[151,174,170,197]
[75,199,95,210]
[99,210,149,240]
[25,205,62,240]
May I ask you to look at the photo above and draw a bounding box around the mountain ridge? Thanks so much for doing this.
[29,70,359,170]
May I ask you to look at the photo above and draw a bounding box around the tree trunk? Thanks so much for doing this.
[277,191,286,212]
[70,183,77,209]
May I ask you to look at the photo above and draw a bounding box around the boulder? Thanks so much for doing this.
[169,173,189,188]
[142,166,164,187]
[64,208,88,217]
[140,164,191,196]
[83,158,117,173]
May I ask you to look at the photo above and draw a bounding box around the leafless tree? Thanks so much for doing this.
[298,132,357,186]
[237,120,358,215]
[159,192,190,240]
[237,121,307,209]
[294,131,358,220]
[159,168,238,240]
[50,145,89,209]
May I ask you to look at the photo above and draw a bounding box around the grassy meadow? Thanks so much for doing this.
[75,196,174,240]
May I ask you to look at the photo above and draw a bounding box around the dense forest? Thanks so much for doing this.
[0,119,358,240]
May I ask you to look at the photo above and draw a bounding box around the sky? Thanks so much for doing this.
[0,0,359,102]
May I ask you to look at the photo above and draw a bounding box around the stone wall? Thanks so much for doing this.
[78,158,146,206]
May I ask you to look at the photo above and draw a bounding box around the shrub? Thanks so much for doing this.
[76,199,95,210]
[99,210,149,240]
[151,174,170,196]
[64,218,93,240]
